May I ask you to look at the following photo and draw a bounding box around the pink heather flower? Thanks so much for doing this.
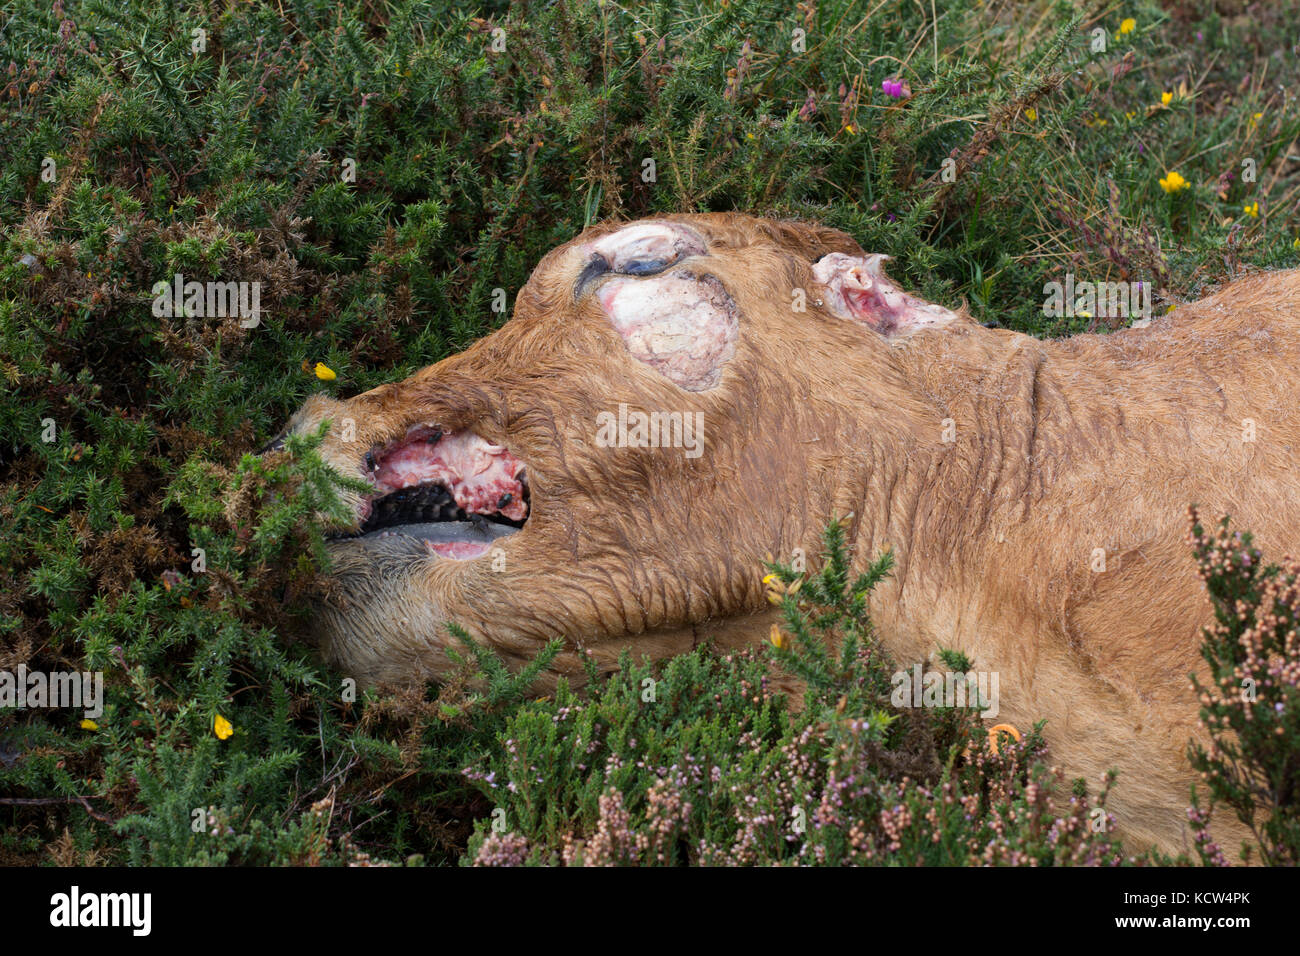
[881,78,910,100]
[798,89,817,121]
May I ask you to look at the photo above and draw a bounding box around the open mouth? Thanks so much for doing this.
[332,424,529,560]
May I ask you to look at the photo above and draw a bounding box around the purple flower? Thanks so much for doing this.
[881,78,911,100]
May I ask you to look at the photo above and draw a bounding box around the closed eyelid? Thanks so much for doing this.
[575,222,709,298]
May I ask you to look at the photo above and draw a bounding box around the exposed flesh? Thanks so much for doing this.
[372,426,527,522]
[596,270,738,391]
[354,426,528,559]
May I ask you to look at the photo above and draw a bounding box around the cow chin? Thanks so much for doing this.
[315,535,447,684]
[313,528,520,685]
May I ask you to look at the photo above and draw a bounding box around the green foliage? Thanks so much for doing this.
[764,516,895,716]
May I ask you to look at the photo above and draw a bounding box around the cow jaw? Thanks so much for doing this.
[330,424,530,561]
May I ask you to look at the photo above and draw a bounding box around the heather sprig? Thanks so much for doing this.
[1185,508,1300,865]
[465,522,1130,866]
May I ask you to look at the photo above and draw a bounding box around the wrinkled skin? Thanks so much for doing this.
[275,212,1300,856]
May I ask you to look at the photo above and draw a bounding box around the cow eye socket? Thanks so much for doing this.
[576,222,708,299]
[619,257,670,276]
[575,256,610,298]
[574,251,676,299]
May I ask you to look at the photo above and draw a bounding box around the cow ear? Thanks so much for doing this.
[812,252,960,338]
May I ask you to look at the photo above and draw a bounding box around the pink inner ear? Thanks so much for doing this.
[813,252,957,336]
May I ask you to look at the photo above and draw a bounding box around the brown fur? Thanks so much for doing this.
[279,212,1300,858]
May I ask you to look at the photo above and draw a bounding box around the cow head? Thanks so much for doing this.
[272,213,969,685]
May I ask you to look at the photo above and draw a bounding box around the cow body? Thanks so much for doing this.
[277,213,1299,857]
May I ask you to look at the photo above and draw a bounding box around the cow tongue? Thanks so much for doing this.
[357,518,518,560]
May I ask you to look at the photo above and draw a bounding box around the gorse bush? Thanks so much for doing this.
[2,0,1298,864]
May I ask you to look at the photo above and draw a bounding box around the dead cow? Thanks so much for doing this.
[275,212,1300,857]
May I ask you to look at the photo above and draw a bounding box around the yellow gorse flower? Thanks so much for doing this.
[213,714,234,740]
[768,623,787,649]
[1243,202,1259,218]
[762,572,803,606]
[1025,107,1037,121]
[1119,18,1136,35]
[1159,171,1188,194]
[80,718,99,731]
[1161,91,1173,106]
[314,362,337,381]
